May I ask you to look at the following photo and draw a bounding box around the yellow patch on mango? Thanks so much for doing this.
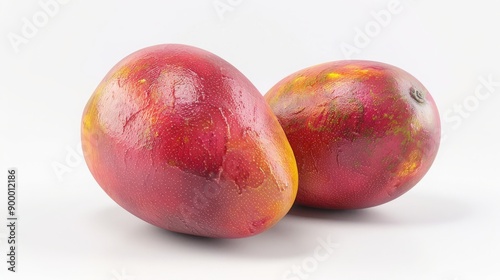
[397,149,422,177]
[327,72,343,79]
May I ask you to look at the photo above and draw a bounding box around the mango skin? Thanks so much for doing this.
[265,61,440,209]
[82,44,297,238]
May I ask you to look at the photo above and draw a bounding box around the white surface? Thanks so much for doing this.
[1,0,500,279]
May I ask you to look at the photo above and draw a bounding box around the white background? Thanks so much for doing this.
[1,0,500,279]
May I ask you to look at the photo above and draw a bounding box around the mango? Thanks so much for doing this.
[82,44,298,238]
[265,60,440,209]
